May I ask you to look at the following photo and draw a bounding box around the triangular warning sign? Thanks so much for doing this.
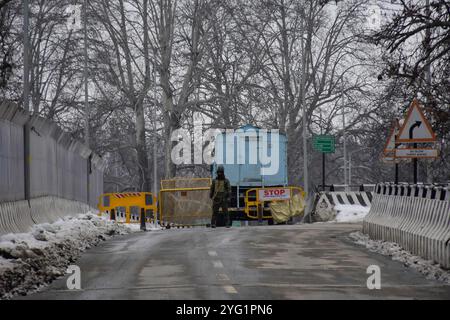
[383,119,400,155]
[397,99,437,143]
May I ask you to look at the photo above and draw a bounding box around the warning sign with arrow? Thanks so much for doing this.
[397,99,437,143]
[383,119,400,155]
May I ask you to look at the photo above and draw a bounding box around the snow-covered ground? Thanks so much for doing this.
[0,213,149,299]
[333,204,371,223]
[350,231,450,284]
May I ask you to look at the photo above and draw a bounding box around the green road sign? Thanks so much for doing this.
[313,135,335,153]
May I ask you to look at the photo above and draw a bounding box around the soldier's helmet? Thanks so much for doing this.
[217,165,225,174]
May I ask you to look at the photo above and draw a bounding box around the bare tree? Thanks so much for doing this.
[196,0,268,127]
[370,0,450,183]
[91,0,154,191]
[0,0,19,91]
[229,0,377,185]
[149,0,211,178]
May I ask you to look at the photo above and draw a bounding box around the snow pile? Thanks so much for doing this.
[334,204,370,223]
[350,231,450,284]
[144,223,164,231]
[0,213,141,299]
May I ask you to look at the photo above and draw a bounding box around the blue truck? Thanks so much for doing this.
[211,125,288,221]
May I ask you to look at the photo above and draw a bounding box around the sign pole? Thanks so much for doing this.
[413,143,418,184]
[322,152,325,191]
[395,130,399,184]
[383,120,401,184]
[342,99,347,191]
[395,162,399,184]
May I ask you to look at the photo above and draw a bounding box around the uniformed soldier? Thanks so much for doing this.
[209,165,231,228]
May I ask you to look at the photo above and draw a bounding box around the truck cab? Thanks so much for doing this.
[211,125,288,220]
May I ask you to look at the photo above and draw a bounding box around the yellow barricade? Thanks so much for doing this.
[244,187,306,222]
[98,192,157,224]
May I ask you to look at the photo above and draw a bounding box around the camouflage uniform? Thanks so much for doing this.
[209,172,231,228]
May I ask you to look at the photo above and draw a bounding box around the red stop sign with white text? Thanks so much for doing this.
[258,188,291,201]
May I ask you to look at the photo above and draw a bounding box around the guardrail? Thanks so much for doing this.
[317,184,376,192]
[363,183,450,269]
[373,183,450,201]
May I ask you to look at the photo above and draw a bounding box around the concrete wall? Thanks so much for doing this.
[363,183,450,269]
[0,197,91,234]
[0,101,105,235]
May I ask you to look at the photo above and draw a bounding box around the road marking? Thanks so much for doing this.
[223,285,238,294]
[213,261,224,268]
[49,283,445,294]
[208,251,218,257]
[217,273,230,281]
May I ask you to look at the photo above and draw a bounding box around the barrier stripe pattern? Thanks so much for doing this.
[114,193,141,198]
[363,183,450,269]
[318,191,374,208]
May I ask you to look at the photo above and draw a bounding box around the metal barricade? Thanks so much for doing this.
[159,178,212,226]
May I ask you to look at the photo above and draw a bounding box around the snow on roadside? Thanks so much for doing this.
[333,204,370,223]
[0,213,142,299]
[350,231,450,284]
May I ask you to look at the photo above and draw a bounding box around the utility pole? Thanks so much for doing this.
[83,0,89,148]
[320,110,325,191]
[349,147,369,186]
[152,64,158,226]
[349,152,352,186]
[83,0,91,207]
[424,0,432,184]
[23,0,31,201]
[23,0,30,113]
[342,97,348,190]
[300,3,309,198]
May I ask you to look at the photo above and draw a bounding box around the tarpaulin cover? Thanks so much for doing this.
[269,193,305,223]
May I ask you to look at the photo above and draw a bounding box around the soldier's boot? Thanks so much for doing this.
[211,213,217,228]
[223,203,230,228]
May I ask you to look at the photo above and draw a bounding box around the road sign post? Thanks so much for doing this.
[313,135,335,190]
[382,119,401,184]
[395,99,437,184]
[397,100,437,144]
[395,162,399,184]
[322,153,325,191]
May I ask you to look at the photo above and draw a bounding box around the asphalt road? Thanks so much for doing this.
[22,223,450,300]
